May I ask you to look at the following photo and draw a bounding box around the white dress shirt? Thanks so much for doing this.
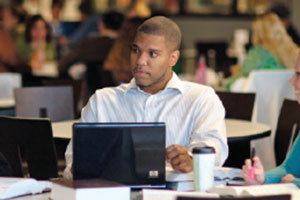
[64,72,228,178]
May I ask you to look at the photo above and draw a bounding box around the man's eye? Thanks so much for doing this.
[150,52,158,57]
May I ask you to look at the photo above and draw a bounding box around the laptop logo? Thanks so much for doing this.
[149,170,159,178]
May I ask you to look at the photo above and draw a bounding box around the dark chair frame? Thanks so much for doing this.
[216,91,256,168]
[216,91,256,121]
[275,99,300,166]
[0,116,58,180]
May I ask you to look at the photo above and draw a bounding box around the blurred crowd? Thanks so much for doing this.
[1,0,300,103]
[0,0,150,107]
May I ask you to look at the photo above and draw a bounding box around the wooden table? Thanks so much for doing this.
[52,119,271,140]
[0,98,15,116]
[52,119,271,168]
[226,119,271,142]
[0,98,15,109]
[224,119,271,168]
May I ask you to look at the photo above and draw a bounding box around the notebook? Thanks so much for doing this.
[72,122,166,187]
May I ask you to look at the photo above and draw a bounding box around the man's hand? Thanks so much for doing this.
[166,144,193,173]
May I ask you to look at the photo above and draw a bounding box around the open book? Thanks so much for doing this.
[166,166,244,191]
[214,167,244,185]
[208,183,299,197]
[0,177,51,200]
[166,165,243,183]
[143,189,219,200]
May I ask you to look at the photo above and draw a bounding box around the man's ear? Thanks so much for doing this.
[169,50,180,68]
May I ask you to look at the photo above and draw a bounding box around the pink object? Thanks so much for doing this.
[249,166,255,180]
[196,55,206,85]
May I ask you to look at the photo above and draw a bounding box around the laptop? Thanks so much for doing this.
[73,122,166,187]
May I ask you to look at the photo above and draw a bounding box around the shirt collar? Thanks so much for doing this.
[124,72,184,94]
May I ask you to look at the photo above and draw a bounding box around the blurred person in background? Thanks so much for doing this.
[50,0,64,39]
[227,13,299,90]
[0,5,26,41]
[58,10,124,101]
[60,0,101,47]
[50,0,65,60]
[0,6,30,73]
[103,17,145,84]
[16,14,55,71]
[126,0,151,18]
[242,50,300,188]
[270,3,300,46]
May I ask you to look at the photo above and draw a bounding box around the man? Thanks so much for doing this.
[58,10,123,74]
[64,16,228,178]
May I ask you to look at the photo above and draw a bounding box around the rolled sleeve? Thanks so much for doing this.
[188,88,228,166]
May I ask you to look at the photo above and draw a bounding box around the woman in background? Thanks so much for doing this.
[16,15,55,71]
[242,51,300,188]
[228,13,299,89]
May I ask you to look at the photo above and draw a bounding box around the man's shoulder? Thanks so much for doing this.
[181,81,216,96]
[94,83,130,97]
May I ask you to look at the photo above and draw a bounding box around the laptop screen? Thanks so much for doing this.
[73,123,166,186]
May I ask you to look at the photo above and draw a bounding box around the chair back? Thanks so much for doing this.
[177,194,291,200]
[14,86,74,122]
[0,116,58,180]
[217,91,256,168]
[216,91,256,120]
[275,99,300,166]
[0,72,21,99]
[42,79,83,117]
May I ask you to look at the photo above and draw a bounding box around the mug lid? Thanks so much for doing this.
[192,146,215,154]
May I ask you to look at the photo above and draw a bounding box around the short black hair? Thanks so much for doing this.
[25,15,52,43]
[136,16,181,51]
[79,0,94,15]
[102,11,124,31]
[52,0,64,9]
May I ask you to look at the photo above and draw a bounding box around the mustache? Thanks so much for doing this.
[133,66,151,75]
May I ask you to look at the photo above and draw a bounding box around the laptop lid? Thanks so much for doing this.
[73,122,166,186]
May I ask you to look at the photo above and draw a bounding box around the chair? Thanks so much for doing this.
[42,79,83,118]
[177,194,291,200]
[0,116,58,180]
[216,91,256,121]
[14,86,74,122]
[230,70,294,169]
[216,91,256,168]
[275,99,300,166]
[0,72,21,116]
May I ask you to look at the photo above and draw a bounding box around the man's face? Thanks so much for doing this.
[130,33,178,94]
[289,53,300,104]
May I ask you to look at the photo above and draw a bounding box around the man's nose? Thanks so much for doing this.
[137,53,147,66]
